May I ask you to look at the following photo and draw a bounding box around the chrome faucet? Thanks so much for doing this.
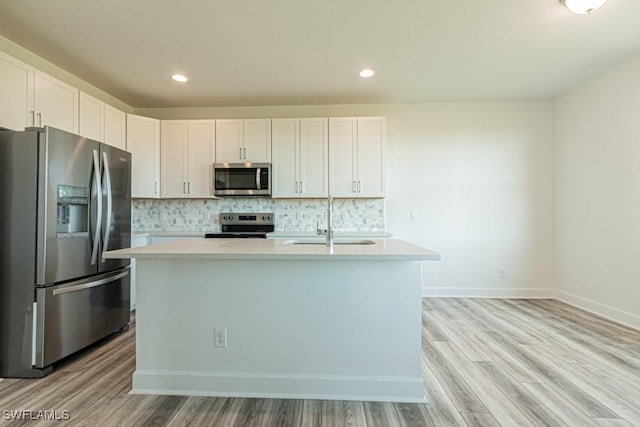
[316,196,334,246]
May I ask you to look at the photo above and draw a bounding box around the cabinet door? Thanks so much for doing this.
[78,91,104,142]
[127,114,160,198]
[0,51,34,130]
[34,70,78,133]
[357,117,385,198]
[215,120,243,162]
[300,118,328,198]
[104,104,126,150]
[188,120,216,197]
[329,117,358,197]
[161,120,189,198]
[271,119,300,198]
[243,119,271,162]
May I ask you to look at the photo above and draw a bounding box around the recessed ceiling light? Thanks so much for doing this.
[561,0,608,14]
[172,74,188,83]
[359,69,375,78]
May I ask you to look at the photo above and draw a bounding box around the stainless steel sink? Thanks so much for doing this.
[283,239,376,245]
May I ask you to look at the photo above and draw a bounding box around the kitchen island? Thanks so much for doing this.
[104,238,441,403]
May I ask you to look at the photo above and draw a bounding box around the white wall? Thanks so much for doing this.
[554,55,640,329]
[137,101,555,298]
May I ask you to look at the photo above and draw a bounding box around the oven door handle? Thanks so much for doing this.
[256,167,261,190]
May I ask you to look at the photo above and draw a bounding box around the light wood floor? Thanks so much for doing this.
[1,298,639,426]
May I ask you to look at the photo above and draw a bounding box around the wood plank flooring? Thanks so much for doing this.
[1,298,639,426]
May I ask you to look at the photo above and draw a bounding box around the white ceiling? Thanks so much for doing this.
[1,0,640,108]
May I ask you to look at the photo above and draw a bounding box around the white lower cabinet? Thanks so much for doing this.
[149,236,203,244]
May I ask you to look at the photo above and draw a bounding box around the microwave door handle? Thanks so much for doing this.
[256,167,261,190]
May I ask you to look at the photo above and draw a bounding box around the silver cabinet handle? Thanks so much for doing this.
[30,110,35,126]
[101,151,113,262]
[352,181,357,193]
[357,180,361,193]
[155,181,159,194]
[300,180,304,194]
[53,270,128,295]
[239,147,243,160]
[91,150,102,265]
[37,112,42,127]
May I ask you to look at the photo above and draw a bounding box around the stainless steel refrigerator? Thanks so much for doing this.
[0,126,131,378]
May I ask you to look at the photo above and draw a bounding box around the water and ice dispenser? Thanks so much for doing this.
[56,184,89,236]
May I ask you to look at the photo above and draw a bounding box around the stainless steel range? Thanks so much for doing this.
[205,213,274,238]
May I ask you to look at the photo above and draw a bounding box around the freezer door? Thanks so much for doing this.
[34,269,130,368]
[37,127,101,285]
[99,144,131,272]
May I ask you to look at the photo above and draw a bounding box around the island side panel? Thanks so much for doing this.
[133,258,425,402]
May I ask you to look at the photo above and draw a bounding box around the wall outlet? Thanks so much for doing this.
[410,210,419,221]
[214,328,228,347]
[499,268,506,279]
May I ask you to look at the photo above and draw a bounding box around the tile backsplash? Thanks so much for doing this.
[132,198,385,232]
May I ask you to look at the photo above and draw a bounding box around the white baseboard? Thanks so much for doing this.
[131,370,427,403]
[555,290,640,331]
[421,287,640,331]
[421,286,554,299]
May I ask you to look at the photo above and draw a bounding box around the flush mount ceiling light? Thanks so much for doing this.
[560,0,608,14]
[171,74,188,83]
[358,68,375,78]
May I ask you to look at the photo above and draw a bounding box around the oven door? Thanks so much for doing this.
[213,163,271,196]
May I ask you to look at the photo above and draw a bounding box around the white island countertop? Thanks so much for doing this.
[105,238,441,261]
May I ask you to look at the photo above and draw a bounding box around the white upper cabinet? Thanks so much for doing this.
[127,114,160,198]
[78,91,104,141]
[216,119,271,163]
[0,51,34,130]
[161,120,189,198]
[161,120,216,198]
[329,117,385,198]
[188,120,216,197]
[243,119,271,162]
[34,70,78,133]
[103,104,127,150]
[79,91,127,150]
[215,120,243,163]
[272,118,328,198]
[356,117,386,197]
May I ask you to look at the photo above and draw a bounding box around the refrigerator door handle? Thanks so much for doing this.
[91,149,102,265]
[101,151,113,262]
[52,270,128,295]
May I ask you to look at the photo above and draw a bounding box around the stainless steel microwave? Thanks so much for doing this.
[213,162,271,196]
